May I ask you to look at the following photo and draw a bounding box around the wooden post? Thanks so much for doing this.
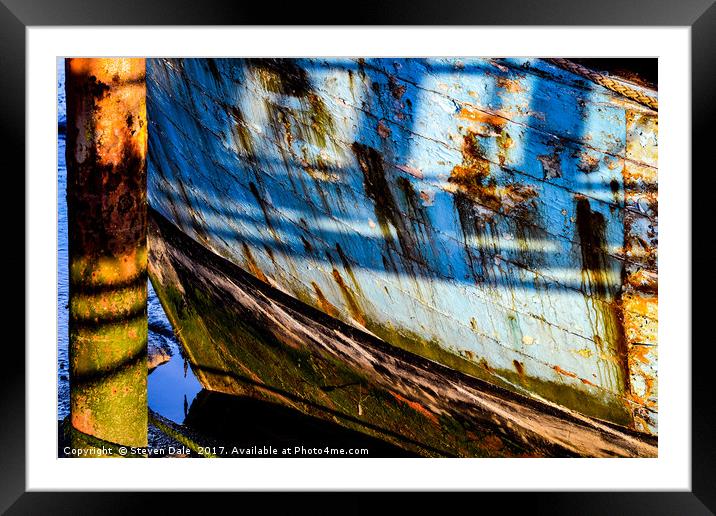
[66,58,148,450]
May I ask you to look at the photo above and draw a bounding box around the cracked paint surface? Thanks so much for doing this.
[146,58,657,435]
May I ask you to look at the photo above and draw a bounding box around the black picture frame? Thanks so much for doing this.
[5,0,713,512]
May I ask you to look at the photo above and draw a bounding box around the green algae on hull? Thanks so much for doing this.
[361,314,633,427]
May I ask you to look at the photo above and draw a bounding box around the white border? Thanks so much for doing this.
[27,27,690,491]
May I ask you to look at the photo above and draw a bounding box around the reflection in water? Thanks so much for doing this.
[147,297,202,424]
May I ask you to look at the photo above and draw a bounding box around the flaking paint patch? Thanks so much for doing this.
[145,58,658,434]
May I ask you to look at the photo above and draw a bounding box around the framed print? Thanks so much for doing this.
[7,0,715,512]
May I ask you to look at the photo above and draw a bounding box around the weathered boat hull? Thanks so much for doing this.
[145,57,658,448]
[148,208,656,457]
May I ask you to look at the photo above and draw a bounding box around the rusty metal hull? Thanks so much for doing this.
[146,58,658,441]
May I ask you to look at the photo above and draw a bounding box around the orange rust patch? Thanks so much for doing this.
[621,292,658,320]
[419,190,434,206]
[390,391,440,425]
[630,344,653,365]
[628,374,656,406]
[496,76,525,94]
[479,358,493,373]
[241,243,268,283]
[388,76,407,100]
[448,134,537,215]
[633,416,652,433]
[68,58,147,167]
[449,134,492,189]
[332,268,366,326]
[71,397,97,437]
[577,152,600,174]
[553,365,578,378]
[311,282,339,318]
[625,268,658,294]
[457,106,508,128]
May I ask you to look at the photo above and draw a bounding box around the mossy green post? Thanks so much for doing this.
[66,58,148,451]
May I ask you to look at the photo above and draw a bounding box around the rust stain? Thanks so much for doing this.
[68,58,147,168]
[496,76,525,94]
[299,154,340,183]
[332,267,366,326]
[248,181,281,242]
[621,293,657,345]
[249,58,311,97]
[553,365,578,378]
[390,391,440,425]
[625,268,658,295]
[311,282,339,318]
[377,120,391,139]
[241,243,268,283]
[66,58,148,262]
[457,106,508,129]
[227,105,254,158]
[300,236,314,254]
[574,196,631,395]
[496,130,514,166]
[419,190,434,206]
[576,152,600,174]
[628,369,656,407]
[630,344,652,365]
[66,57,148,448]
[448,131,544,277]
[388,75,407,100]
[448,132,537,215]
[334,243,364,297]
[449,136,492,194]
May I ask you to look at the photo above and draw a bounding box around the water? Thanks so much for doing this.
[146,281,202,423]
[57,59,68,419]
[57,59,201,425]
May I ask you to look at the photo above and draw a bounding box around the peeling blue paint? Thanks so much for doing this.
[146,58,658,431]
